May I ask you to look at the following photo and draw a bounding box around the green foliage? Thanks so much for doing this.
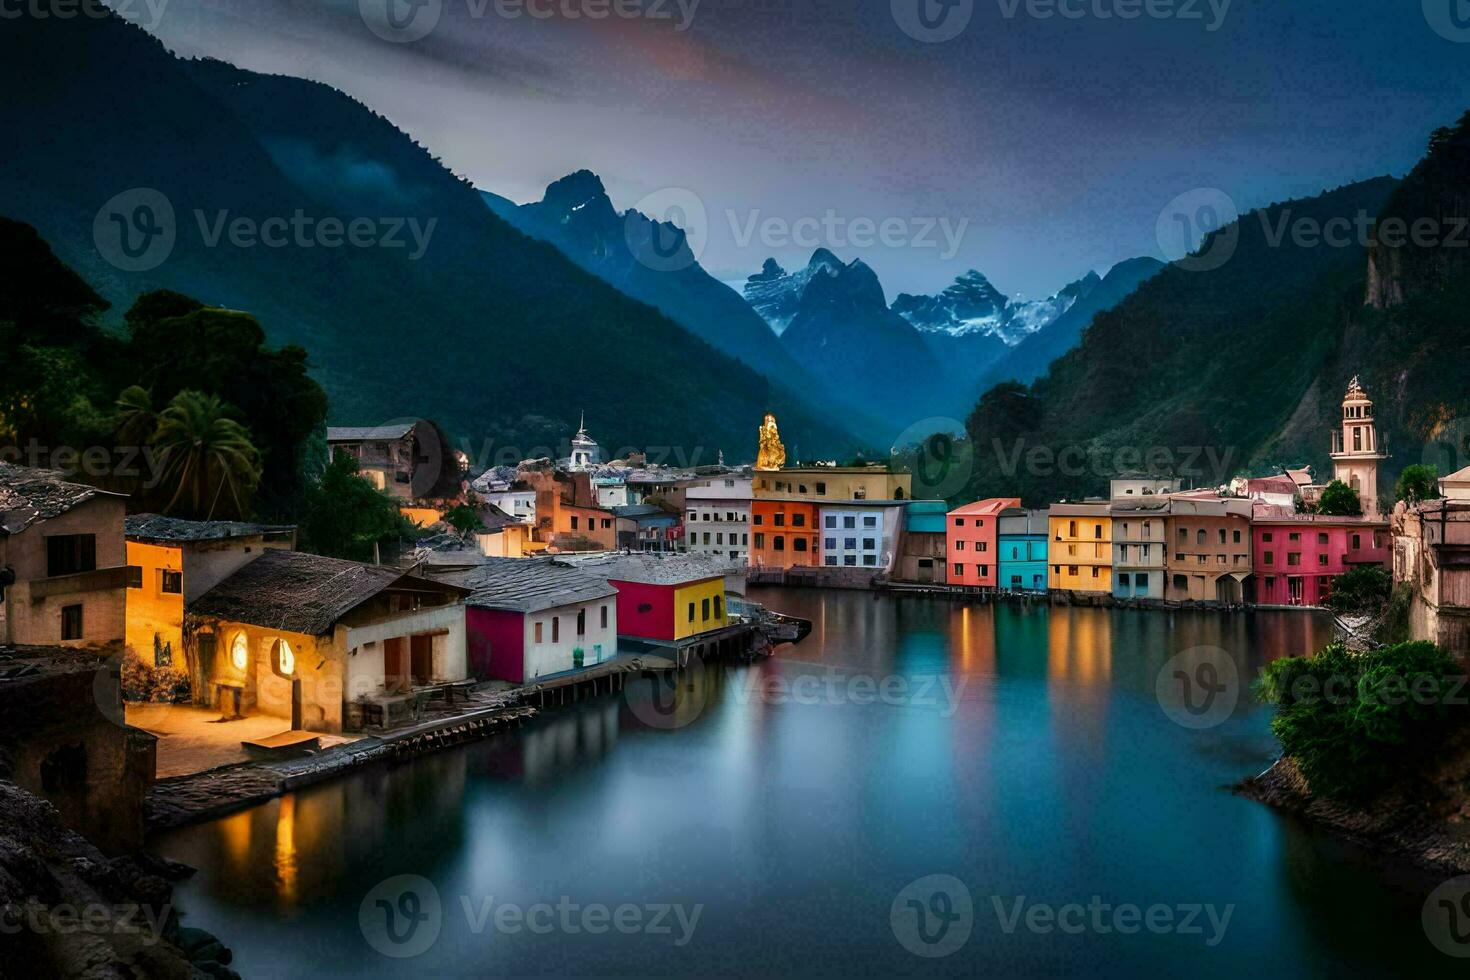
[1255,641,1466,800]
[442,503,486,541]
[152,391,262,520]
[1395,464,1441,505]
[1316,480,1363,516]
[1379,583,1415,646]
[1325,565,1392,613]
[299,454,417,562]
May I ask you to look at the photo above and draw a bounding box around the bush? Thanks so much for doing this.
[120,647,192,703]
[1325,565,1392,613]
[1255,641,1467,800]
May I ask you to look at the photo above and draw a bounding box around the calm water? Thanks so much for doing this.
[153,589,1454,978]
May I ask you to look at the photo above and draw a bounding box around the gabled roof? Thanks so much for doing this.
[950,497,1021,517]
[560,552,737,586]
[0,463,118,536]
[190,549,466,636]
[444,558,618,614]
[125,514,296,544]
[326,423,416,443]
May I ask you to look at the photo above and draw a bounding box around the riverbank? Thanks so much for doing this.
[1238,733,1470,875]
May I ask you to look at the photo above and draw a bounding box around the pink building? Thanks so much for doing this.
[1252,510,1391,607]
[946,498,1021,588]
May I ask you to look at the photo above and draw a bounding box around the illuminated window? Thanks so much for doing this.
[271,638,296,678]
[231,633,249,672]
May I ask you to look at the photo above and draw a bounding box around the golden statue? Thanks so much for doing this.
[755,413,786,471]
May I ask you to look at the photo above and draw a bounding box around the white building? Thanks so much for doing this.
[685,477,753,564]
[569,414,602,472]
[818,503,903,570]
[479,488,536,524]
[595,478,630,509]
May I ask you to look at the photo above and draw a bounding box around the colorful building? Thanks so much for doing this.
[947,498,1021,588]
[613,505,681,552]
[124,515,296,668]
[1111,498,1170,600]
[456,558,619,684]
[1048,503,1113,594]
[1164,498,1254,603]
[684,477,753,565]
[0,463,129,649]
[564,554,737,660]
[819,501,906,571]
[1253,511,1391,607]
[186,550,469,734]
[752,466,913,503]
[751,499,820,568]
[998,507,1049,593]
[897,501,949,584]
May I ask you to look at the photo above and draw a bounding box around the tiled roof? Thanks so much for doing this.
[0,463,114,536]
[560,552,738,586]
[190,550,465,636]
[326,423,416,442]
[125,514,295,544]
[446,558,617,614]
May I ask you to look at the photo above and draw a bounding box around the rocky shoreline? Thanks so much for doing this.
[1238,751,1470,875]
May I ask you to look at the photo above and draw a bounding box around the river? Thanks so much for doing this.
[151,588,1453,977]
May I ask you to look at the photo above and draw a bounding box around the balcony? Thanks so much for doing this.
[28,565,133,601]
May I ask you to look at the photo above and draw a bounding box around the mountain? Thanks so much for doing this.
[478,172,824,399]
[959,154,1470,507]
[974,257,1165,393]
[773,251,951,425]
[894,269,1063,346]
[0,11,860,464]
[742,250,847,336]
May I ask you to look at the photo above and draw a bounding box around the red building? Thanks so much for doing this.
[1252,511,1391,607]
[750,499,821,568]
[946,498,1021,588]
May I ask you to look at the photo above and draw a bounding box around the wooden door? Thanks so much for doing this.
[384,637,407,693]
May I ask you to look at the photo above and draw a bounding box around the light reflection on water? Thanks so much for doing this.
[152,590,1450,978]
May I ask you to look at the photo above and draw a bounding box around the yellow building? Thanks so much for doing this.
[752,466,913,503]
[673,576,730,641]
[124,515,297,668]
[1048,503,1113,594]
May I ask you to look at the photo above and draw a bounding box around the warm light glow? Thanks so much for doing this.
[275,639,296,677]
[274,795,298,906]
[231,633,248,672]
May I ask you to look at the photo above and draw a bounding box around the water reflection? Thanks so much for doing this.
[153,592,1452,979]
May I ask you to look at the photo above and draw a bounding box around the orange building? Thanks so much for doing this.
[946,498,1021,588]
[751,499,820,568]
[522,469,617,552]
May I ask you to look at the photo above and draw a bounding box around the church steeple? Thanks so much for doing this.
[1330,376,1388,516]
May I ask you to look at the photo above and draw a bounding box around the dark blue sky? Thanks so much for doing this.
[122,0,1468,298]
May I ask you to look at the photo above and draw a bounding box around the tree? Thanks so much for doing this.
[152,391,262,520]
[113,385,157,448]
[1316,480,1363,517]
[1395,464,1441,506]
[1326,566,1392,613]
[442,503,486,542]
[300,454,417,562]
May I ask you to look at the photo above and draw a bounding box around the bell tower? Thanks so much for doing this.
[1330,376,1388,516]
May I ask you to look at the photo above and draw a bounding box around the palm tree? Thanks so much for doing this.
[113,385,157,447]
[153,390,262,520]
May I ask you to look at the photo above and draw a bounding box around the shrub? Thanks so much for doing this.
[1255,641,1467,800]
[1325,565,1392,613]
[120,647,192,703]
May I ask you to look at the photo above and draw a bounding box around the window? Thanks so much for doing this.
[1233,530,1242,544]
[1197,530,1207,545]
[1178,528,1188,543]
[1264,552,1275,566]
[956,540,966,551]
[688,602,696,622]
[1069,566,1079,576]
[954,518,964,527]
[1288,553,1301,567]
[978,541,988,553]
[603,519,612,530]
[863,539,876,550]
[826,537,837,550]
[1352,533,1362,550]
[816,483,827,495]
[864,516,878,528]
[844,555,857,566]
[1319,553,1329,566]
[125,566,143,589]
[954,564,964,576]
[1069,520,1078,537]
[702,598,711,621]
[1218,529,1227,545]
[160,570,182,595]
[826,515,838,528]
[754,514,764,526]
[577,609,586,636]
[774,536,786,552]
[754,534,765,549]
[1094,525,1102,539]
[1118,573,1131,587]
[1318,532,1329,545]
[794,538,808,552]
[1263,532,1273,543]
[844,516,857,529]
[826,556,839,566]
[793,514,806,528]
[46,535,97,578]
[60,604,83,641]
[552,617,560,643]
[845,538,857,550]
[863,555,878,566]
[1289,532,1301,542]
[1092,567,1100,578]
[714,596,723,619]
[774,513,786,527]
[601,605,609,629]
[571,516,579,531]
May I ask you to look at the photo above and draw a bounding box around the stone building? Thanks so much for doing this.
[1329,376,1389,516]
[0,463,129,649]
[1393,498,1470,654]
[1164,498,1254,603]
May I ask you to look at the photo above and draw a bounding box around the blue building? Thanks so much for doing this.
[899,501,951,583]
[997,507,1049,593]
